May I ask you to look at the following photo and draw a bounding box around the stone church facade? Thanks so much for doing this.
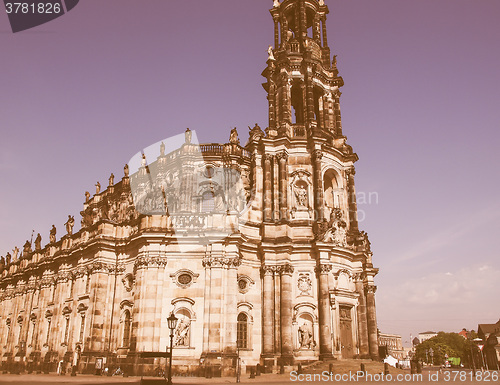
[0,0,379,376]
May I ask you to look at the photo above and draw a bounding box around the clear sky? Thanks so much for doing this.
[1,0,499,346]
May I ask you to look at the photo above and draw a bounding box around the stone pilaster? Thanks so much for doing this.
[321,16,328,47]
[305,70,315,126]
[261,266,275,358]
[279,264,294,364]
[334,93,343,137]
[89,269,109,352]
[224,264,238,355]
[365,285,379,360]
[312,150,325,221]
[273,16,279,49]
[263,154,273,222]
[268,80,277,131]
[346,167,359,232]
[277,152,288,222]
[355,277,370,358]
[316,263,333,360]
[313,14,321,44]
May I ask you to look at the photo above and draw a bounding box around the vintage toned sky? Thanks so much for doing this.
[1,0,499,345]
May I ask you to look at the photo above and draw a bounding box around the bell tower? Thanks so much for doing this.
[263,0,343,141]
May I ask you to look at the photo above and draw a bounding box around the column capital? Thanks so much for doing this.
[260,265,277,276]
[263,153,274,162]
[365,285,377,295]
[345,166,356,177]
[315,263,332,275]
[312,149,323,162]
[202,257,241,269]
[278,263,294,276]
[276,151,288,162]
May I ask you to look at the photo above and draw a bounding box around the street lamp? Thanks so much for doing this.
[167,313,178,385]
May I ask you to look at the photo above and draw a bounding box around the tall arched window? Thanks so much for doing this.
[324,169,340,210]
[122,310,131,347]
[237,313,248,349]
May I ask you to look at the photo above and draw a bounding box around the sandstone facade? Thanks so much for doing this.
[0,0,379,376]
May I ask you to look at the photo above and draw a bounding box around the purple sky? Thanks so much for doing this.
[1,0,499,345]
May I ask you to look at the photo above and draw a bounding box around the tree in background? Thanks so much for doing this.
[415,332,475,366]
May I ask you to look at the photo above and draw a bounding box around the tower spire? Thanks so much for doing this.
[263,0,343,141]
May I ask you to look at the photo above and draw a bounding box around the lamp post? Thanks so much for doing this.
[167,313,178,385]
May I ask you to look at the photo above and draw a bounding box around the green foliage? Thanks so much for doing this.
[415,332,474,365]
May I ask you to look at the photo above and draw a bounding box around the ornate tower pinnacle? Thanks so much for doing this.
[262,0,344,141]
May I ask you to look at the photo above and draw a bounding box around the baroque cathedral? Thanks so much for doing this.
[0,0,379,376]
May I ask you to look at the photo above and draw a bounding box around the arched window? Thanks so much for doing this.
[237,313,248,349]
[122,310,131,347]
[291,83,304,125]
[201,191,215,213]
[324,169,340,210]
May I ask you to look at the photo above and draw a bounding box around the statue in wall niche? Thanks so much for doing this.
[293,183,308,208]
[95,182,101,194]
[109,173,114,186]
[174,317,191,347]
[298,322,315,349]
[34,233,42,251]
[229,127,240,145]
[124,164,129,177]
[49,225,57,243]
[65,215,75,235]
[185,128,192,144]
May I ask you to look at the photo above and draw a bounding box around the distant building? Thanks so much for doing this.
[478,320,500,370]
[378,333,404,360]
[458,328,468,339]
[418,331,438,343]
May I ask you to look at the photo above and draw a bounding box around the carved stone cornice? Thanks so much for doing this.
[202,256,241,269]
